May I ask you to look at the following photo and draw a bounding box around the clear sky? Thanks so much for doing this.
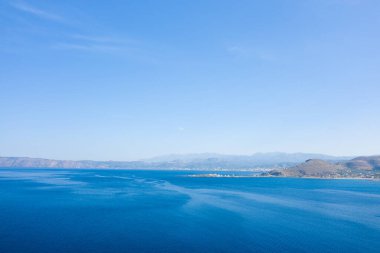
[1,0,380,160]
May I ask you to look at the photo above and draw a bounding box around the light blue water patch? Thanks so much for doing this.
[0,168,380,253]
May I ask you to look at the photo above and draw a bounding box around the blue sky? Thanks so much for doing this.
[1,0,380,160]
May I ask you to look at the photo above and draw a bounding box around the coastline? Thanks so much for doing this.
[184,174,380,180]
[1,167,378,181]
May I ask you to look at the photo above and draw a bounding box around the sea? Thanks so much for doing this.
[0,168,379,253]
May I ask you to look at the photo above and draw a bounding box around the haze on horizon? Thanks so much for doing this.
[1,0,380,161]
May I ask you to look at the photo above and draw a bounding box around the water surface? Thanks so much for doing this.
[1,169,380,253]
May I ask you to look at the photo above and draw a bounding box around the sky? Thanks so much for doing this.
[1,0,380,160]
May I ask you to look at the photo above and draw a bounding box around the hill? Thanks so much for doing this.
[345,156,380,171]
[265,156,380,178]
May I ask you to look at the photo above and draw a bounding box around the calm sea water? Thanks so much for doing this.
[1,169,380,253]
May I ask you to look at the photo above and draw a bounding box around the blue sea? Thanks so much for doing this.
[1,169,380,253]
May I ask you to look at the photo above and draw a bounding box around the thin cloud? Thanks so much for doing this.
[54,41,159,63]
[8,2,147,58]
[10,1,64,22]
[54,33,139,53]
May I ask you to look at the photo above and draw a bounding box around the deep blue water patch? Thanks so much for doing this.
[0,169,380,253]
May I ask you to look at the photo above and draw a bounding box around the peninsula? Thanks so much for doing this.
[263,156,380,179]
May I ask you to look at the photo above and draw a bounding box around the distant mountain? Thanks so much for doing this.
[146,152,350,163]
[0,157,105,169]
[265,156,380,178]
[0,152,352,170]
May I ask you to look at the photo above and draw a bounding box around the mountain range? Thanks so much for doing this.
[0,152,353,170]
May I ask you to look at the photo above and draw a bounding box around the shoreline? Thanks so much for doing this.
[1,168,378,181]
[184,174,379,180]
